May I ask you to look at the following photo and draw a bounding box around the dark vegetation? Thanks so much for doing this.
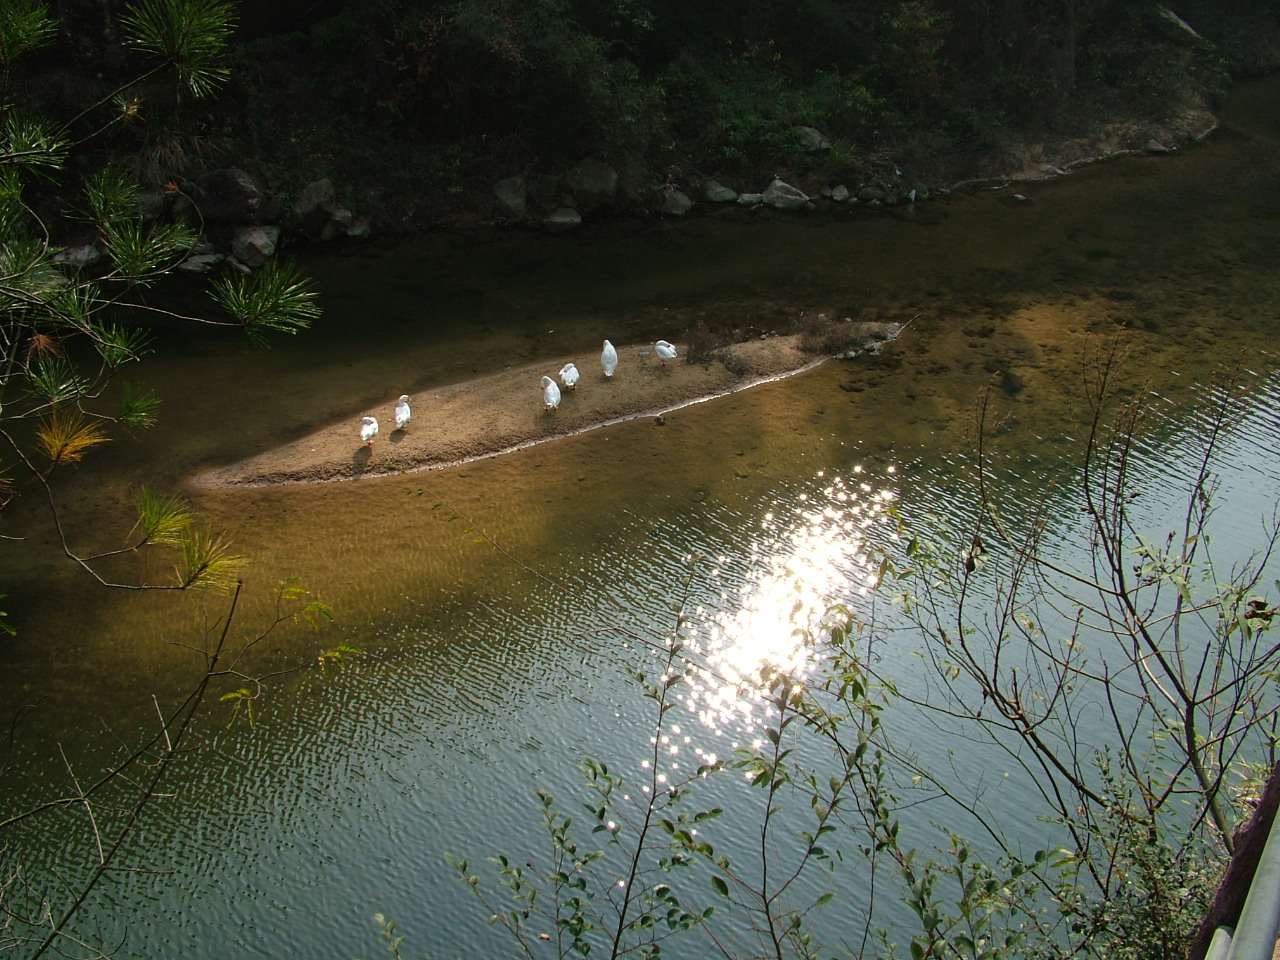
[17,0,1280,231]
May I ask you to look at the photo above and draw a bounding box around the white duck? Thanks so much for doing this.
[655,340,678,366]
[394,395,411,431]
[541,375,561,412]
[601,339,618,378]
[559,363,580,391]
[360,416,379,446]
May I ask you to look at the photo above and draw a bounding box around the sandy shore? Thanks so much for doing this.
[192,326,901,488]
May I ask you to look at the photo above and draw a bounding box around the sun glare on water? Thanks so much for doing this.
[679,468,898,736]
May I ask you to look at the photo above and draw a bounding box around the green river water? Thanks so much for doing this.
[2,77,1279,957]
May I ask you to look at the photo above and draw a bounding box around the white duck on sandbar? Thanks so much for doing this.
[559,362,580,390]
[542,375,561,412]
[360,416,379,447]
[394,395,411,431]
[655,340,677,366]
[601,339,618,378]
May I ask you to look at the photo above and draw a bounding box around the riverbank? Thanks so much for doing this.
[193,324,901,487]
[126,78,1230,280]
[29,1,1278,266]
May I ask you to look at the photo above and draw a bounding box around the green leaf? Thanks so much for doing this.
[0,111,68,173]
[316,643,361,670]
[84,166,141,226]
[0,167,29,241]
[4,241,70,314]
[43,278,97,331]
[211,260,321,344]
[132,487,193,546]
[98,324,154,369]
[0,1,57,67]
[711,876,729,897]
[119,381,160,429]
[28,356,85,402]
[100,218,196,281]
[173,523,245,591]
[302,600,336,629]
[121,0,236,98]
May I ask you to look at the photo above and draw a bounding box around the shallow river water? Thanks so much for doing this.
[2,78,1280,957]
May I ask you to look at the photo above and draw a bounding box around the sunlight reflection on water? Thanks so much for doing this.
[680,467,899,742]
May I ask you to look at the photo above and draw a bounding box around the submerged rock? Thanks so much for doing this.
[737,192,764,206]
[831,184,850,203]
[230,225,280,268]
[1145,139,1172,154]
[493,176,527,219]
[619,160,659,207]
[347,215,372,239]
[526,174,563,215]
[198,168,275,223]
[658,186,694,216]
[565,160,618,210]
[703,179,738,203]
[293,177,364,239]
[320,206,353,240]
[53,244,101,269]
[763,178,809,211]
[544,207,582,232]
[293,178,335,227]
[178,252,225,274]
